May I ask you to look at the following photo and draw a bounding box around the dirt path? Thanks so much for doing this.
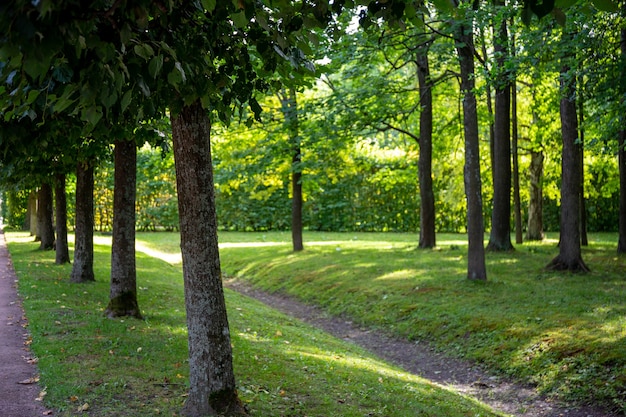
[225,278,617,417]
[0,231,50,417]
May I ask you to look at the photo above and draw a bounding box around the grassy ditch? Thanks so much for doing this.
[6,231,503,417]
[135,231,626,413]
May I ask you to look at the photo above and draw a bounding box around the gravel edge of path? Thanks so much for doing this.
[224,278,617,417]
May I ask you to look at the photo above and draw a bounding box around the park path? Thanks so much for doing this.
[225,278,617,417]
[0,230,50,417]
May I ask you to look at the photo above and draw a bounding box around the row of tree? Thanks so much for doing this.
[0,0,623,416]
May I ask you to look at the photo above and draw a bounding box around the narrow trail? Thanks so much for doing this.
[225,278,617,417]
[0,231,50,417]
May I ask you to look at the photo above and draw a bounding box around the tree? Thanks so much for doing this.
[618,0,626,253]
[171,101,244,416]
[70,161,95,283]
[55,173,70,264]
[105,139,141,318]
[547,29,589,272]
[455,8,488,280]
[487,5,514,252]
[37,182,55,250]
[279,88,304,252]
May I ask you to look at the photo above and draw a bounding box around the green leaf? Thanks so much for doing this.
[148,55,164,79]
[121,90,132,113]
[591,0,618,11]
[201,0,217,11]
[81,106,103,126]
[231,11,248,28]
[26,89,40,105]
[134,44,154,61]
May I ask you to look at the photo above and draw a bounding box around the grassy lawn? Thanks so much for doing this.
[6,231,504,417]
[134,231,626,412]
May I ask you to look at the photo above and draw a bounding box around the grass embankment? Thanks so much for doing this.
[202,233,626,413]
[6,231,503,417]
[137,231,626,413]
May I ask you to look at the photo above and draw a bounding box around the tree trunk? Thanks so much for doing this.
[577,76,588,246]
[547,51,589,272]
[487,16,513,252]
[416,41,436,249]
[480,27,495,189]
[38,183,55,250]
[171,100,244,417]
[455,19,487,280]
[511,26,523,245]
[28,191,37,236]
[71,162,95,283]
[55,173,70,264]
[105,140,142,319]
[280,88,304,252]
[619,2,626,253]
[526,150,545,241]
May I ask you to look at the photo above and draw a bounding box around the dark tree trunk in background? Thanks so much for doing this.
[417,40,436,249]
[511,27,523,245]
[28,191,37,236]
[577,78,588,246]
[105,140,142,319]
[55,174,70,264]
[171,100,244,417]
[547,53,589,272]
[480,27,495,188]
[487,16,513,252]
[280,88,304,252]
[71,162,95,283]
[456,19,487,280]
[619,4,626,253]
[526,150,545,241]
[38,183,54,250]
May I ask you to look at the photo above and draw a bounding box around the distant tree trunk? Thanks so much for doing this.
[526,150,544,241]
[280,88,304,252]
[619,4,626,253]
[547,49,589,272]
[55,173,70,264]
[511,27,523,245]
[171,100,244,417]
[416,40,436,249]
[38,183,54,250]
[487,15,513,252]
[28,191,37,236]
[455,18,487,280]
[105,140,141,319]
[577,79,588,247]
[480,27,495,188]
[71,162,95,283]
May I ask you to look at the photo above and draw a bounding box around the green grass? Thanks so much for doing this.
[6,231,504,417]
[135,230,626,413]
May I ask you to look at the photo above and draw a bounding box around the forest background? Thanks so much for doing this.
[1,5,622,237]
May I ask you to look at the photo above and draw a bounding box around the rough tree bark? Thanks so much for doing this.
[547,51,589,272]
[487,14,513,252]
[37,183,55,250]
[105,140,142,319]
[55,173,70,264]
[280,88,304,252]
[526,150,545,241]
[455,19,487,280]
[71,162,95,283]
[416,40,436,249]
[171,100,245,417]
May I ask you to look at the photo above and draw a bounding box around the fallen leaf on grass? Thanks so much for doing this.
[43,410,53,415]
[18,376,40,384]
[77,403,89,412]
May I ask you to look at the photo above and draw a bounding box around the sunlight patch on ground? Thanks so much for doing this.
[135,241,182,264]
[375,269,417,281]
